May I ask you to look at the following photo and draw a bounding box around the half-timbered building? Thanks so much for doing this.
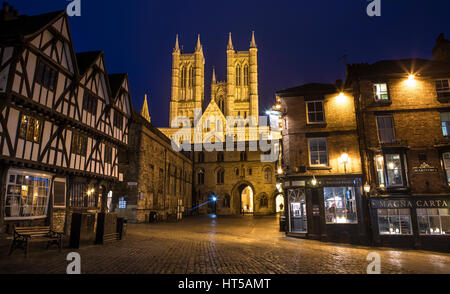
[0,4,131,234]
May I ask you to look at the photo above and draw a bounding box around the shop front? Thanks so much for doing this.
[284,176,369,244]
[370,197,450,252]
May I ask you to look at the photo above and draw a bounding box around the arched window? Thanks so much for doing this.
[235,168,240,176]
[240,151,247,162]
[197,169,205,185]
[244,64,249,86]
[198,152,205,163]
[181,66,187,89]
[236,65,241,86]
[260,194,269,208]
[223,194,231,208]
[217,168,225,185]
[188,66,194,88]
[264,167,273,184]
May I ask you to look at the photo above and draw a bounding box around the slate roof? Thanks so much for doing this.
[276,83,338,97]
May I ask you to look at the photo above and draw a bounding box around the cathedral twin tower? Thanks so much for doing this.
[169,32,259,125]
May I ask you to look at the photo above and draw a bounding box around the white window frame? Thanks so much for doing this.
[4,169,54,221]
[308,137,329,167]
[436,79,450,96]
[378,208,413,235]
[373,83,389,101]
[306,100,325,124]
[53,177,66,208]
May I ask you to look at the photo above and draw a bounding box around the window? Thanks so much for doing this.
[385,154,404,187]
[197,170,205,185]
[443,153,450,186]
[306,101,325,124]
[114,110,123,129]
[375,155,386,188]
[158,168,164,194]
[264,168,272,184]
[235,168,240,177]
[198,152,205,163]
[82,91,98,115]
[376,115,396,144]
[417,208,450,235]
[243,65,249,86]
[69,183,97,209]
[324,187,358,224]
[436,79,450,97]
[374,83,389,101]
[240,152,247,162]
[5,171,51,220]
[217,169,224,185]
[236,65,241,86]
[377,209,412,235]
[440,112,450,137]
[118,197,127,209]
[188,67,194,88]
[248,168,252,176]
[308,138,328,166]
[217,152,224,162]
[223,194,231,208]
[35,60,58,91]
[105,145,113,164]
[260,194,269,208]
[19,115,42,143]
[71,133,87,156]
[180,66,186,89]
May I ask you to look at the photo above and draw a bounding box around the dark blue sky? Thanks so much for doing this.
[9,0,450,126]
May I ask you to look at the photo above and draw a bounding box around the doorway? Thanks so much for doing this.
[239,185,254,214]
[276,194,284,213]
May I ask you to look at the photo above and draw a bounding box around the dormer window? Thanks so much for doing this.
[374,83,389,101]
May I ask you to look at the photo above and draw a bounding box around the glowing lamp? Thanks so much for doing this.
[311,177,317,186]
[339,153,349,164]
[336,92,346,104]
[277,167,283,175]
[364,184,371,193]
[212,196,217,202]
[406,74,416,87]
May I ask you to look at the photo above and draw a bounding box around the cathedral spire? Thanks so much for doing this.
[250,31,257,48]
[195,34,202,53]
[212,66,216,83]
[141,94,151,123]
[174,34,180,53]
[227,32,234,51]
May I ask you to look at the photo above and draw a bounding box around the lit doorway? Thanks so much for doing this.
[276,194,284,213]
[240,185,254,214]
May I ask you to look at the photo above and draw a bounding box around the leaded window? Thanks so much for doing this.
[19,114,42,143]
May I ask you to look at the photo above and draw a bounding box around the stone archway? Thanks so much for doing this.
[231,181,256,215]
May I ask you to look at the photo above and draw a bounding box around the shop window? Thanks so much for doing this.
[306,101,325,124]
[71,132,87,157]
[308,138,328,166]
[19,115,42,143]
[440,112,450,137]
[36,60,58,91]
[5,171,51,220]
[436,79,450,97]
[417,208,450,235]
[377,209,412,235]
[376,115,396,144]
[373,83,389,101]
[324,187,358,224]
[443,153,450,186]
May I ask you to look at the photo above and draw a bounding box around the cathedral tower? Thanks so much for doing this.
[169,34,205,124]
[225,32,259,123]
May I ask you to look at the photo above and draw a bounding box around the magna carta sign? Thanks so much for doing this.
[371,198,449,209]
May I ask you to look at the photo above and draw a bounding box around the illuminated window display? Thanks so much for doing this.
[324,187,357,224]
[417,208,450,235]
[378,208,412,235]
[5,170,51,220]
[288,189,307,233]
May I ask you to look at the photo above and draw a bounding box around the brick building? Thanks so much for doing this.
[276,83,368,244]
[346,35,450,251]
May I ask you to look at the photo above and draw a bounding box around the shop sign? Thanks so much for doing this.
[412,163,438,173]
[323,178,360,186]
[128,182,138,186]
[292,181,305,187]
[371,198,449,209]
[312,205,320,216]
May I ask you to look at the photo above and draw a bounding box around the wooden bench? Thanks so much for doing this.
[9,226,63,258]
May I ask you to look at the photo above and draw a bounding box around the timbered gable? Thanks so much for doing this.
[0,46,13,93]
[108,74,131,145]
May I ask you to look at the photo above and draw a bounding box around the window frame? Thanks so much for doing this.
[375,152,408,188]
[376,115,396,144]
[82,90,99,115]
[71,132,88,157]
[436,79,450,97]
[373,83,390,101]
[35,59,58,92]
[377,208,413,235]
[306,100,325,124]
[308,137,329,167]
[18,114,43,144]
[323,186,358,224]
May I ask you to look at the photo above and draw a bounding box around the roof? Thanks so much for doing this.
[108,73,127,98]
[76,51,102,76]
[0,10,65,43]
[347,58,450,79]
[276,83,339,97]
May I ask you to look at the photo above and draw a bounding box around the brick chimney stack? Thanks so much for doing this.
[432,33,450,63]
[1,2,19,21]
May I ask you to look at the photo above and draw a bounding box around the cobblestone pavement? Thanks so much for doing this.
[0,215,449,274]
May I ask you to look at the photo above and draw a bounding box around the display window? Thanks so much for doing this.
[324,187,358,224]
[417,208,450,235]
[378,208,412,235]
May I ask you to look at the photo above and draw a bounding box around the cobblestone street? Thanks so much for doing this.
[1,215,449,274]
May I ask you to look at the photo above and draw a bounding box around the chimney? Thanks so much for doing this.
[432,33,450,63]
[1,2,19,21]
[335,79,343,91]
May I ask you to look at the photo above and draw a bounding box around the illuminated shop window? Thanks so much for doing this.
[417,208,450,235]
[374,153,406,188]
[324,187,358,224]
[5,172,51,220]
[373,83,389,101]
[377,209,412,235]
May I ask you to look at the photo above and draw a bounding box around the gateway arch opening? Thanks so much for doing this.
[239,185,254,214]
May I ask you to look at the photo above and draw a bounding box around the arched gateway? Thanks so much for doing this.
[231,181,256,215]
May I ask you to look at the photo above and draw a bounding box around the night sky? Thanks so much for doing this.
[9,0,450,126]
